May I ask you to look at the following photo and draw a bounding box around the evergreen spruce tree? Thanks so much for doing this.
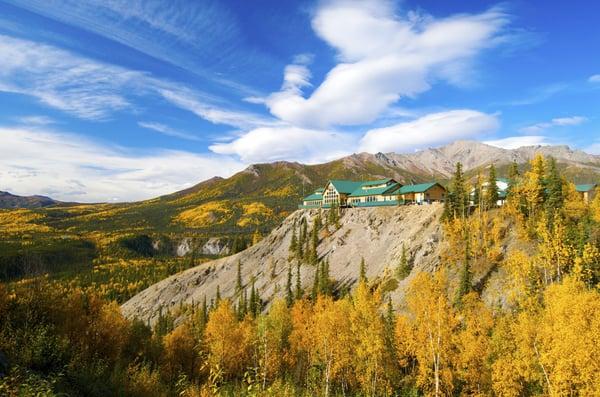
[473,171,483,210]
[359,257,367,283]
[545,157,564,217]
[286,264,293,306]
[396,244,411,279]
[486,164,499,210]
[289,226,298,258]
[200,295,208,328]
[215,285,221,303]
[310,223,319,265]
[455,238,472,306]
[295,262,303,300]
[252,229,261,246]
[236,260,243,293]
[508,160,520,187]
[450,162,468,219]
[250,279,258,317]
[320,259,331,296]
[311,262,320,301]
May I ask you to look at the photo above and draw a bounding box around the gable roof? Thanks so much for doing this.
[327,180,365,194]
[303,191,323,201]
[361,178,395,187]
[349,182,401,197]
[398,182,443,194]
[576,183,597,192]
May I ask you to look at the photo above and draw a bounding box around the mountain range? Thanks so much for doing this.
[2,140,599,236]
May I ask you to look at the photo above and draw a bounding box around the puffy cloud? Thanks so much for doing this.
[359,109,499,153]
[484,135,550,149]
[589,74,600,83]
[265,0,509,128]
[0,126,245,202]
[519,116,587,134]
[209,126,356,164]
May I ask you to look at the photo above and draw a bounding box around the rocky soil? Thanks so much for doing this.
[122,204,445,324]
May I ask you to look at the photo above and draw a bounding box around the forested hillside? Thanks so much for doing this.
[2,153,600,396]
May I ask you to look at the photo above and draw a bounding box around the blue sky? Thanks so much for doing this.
[0,0,599,202]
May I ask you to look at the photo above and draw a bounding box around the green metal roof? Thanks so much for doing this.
[360,178,394,187]
[497,177,511,184]
[576,183,597,192]
[397,182,441,194]
[303,191,323,201]
[315,188,325,193]
[328,180,365,194]
[349,182,401,197]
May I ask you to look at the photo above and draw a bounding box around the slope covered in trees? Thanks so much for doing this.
[1,154,600,396]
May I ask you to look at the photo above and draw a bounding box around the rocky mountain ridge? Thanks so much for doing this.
[122,205,445,324]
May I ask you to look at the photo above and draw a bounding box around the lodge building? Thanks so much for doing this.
[300,178,446,208]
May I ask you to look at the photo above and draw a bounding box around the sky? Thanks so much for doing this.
[0,0,599,202]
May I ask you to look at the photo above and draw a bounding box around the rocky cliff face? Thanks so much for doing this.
[121,204,444,324]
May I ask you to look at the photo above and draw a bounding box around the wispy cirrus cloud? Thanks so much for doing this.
[264,0,511,128]
[0,126,245,202]
[138,122,201,141]
[589,74,600,83]
[3,0,264,96]
[519,116,587,134]
[0,34,270,128]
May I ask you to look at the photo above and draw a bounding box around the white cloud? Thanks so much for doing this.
[138,122,201,141]
[0,34,269,128]
[15,115,56,125]
[0,126,245,202]
[209,126,355,164]
[484,136,550,149]
[265,1,509,128]
[519,116,587,133]
[359,110,499,153]
[586,141,600,155]
[589,74,600,83]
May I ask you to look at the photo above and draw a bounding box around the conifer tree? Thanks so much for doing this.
[545,157,564,218]
[455,238,472,306]
[236,260,243,293]
[252,229,262,246]
[295,262,303,300]
[473,171,483,210]
[396,244,411,279]
[320,259,331,296]
[216,285,221,303]
[250,279,259,317]
[359,257,367,283]
[486,164,499,209]
[289,226,298,258]
[450,162,468,219]
[310,221,319,265]
[286,265,293,307]
[311,263,320,301]
[508,160,520,188]
[201,295,209,327]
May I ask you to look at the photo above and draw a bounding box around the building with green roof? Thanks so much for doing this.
[299,178,446,208]
[576,183,597,203]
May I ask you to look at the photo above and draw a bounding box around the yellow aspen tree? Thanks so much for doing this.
[537,276,600,395]
[454,292,493,396]
[289,299,314,383]
[205,299,255,380]
[162,322,199,382]
[563,182,588,221]
[573,242,600,286]
[536,213,574,284]
[350,281,389,396]
[309,295,354,397]
[405,271,458,397]
[256,298,292,387]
